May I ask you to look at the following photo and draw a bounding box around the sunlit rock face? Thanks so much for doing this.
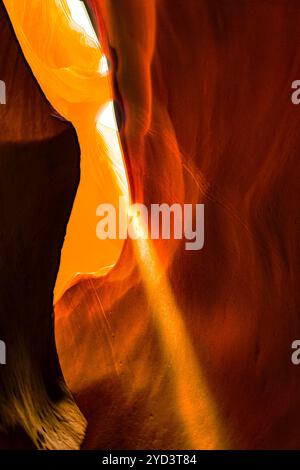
[0,1,85,449]
[3,0,128,304]
[56,0,300,449]
[2,0,300,450]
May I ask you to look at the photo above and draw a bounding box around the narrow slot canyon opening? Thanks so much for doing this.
[52,0,130,301]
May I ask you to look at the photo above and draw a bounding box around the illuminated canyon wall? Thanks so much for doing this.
[1,0,300,450]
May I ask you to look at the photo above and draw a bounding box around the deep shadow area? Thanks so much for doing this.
[0,1,83,449]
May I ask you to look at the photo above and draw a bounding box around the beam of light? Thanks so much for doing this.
[131,216,224,449]
[4,0,224,447]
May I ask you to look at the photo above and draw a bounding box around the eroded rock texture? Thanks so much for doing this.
[1,0,300,451]
[56,0,300,449]
[0,1,86,449]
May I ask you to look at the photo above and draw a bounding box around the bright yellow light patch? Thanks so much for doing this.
[3,0,129,301]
